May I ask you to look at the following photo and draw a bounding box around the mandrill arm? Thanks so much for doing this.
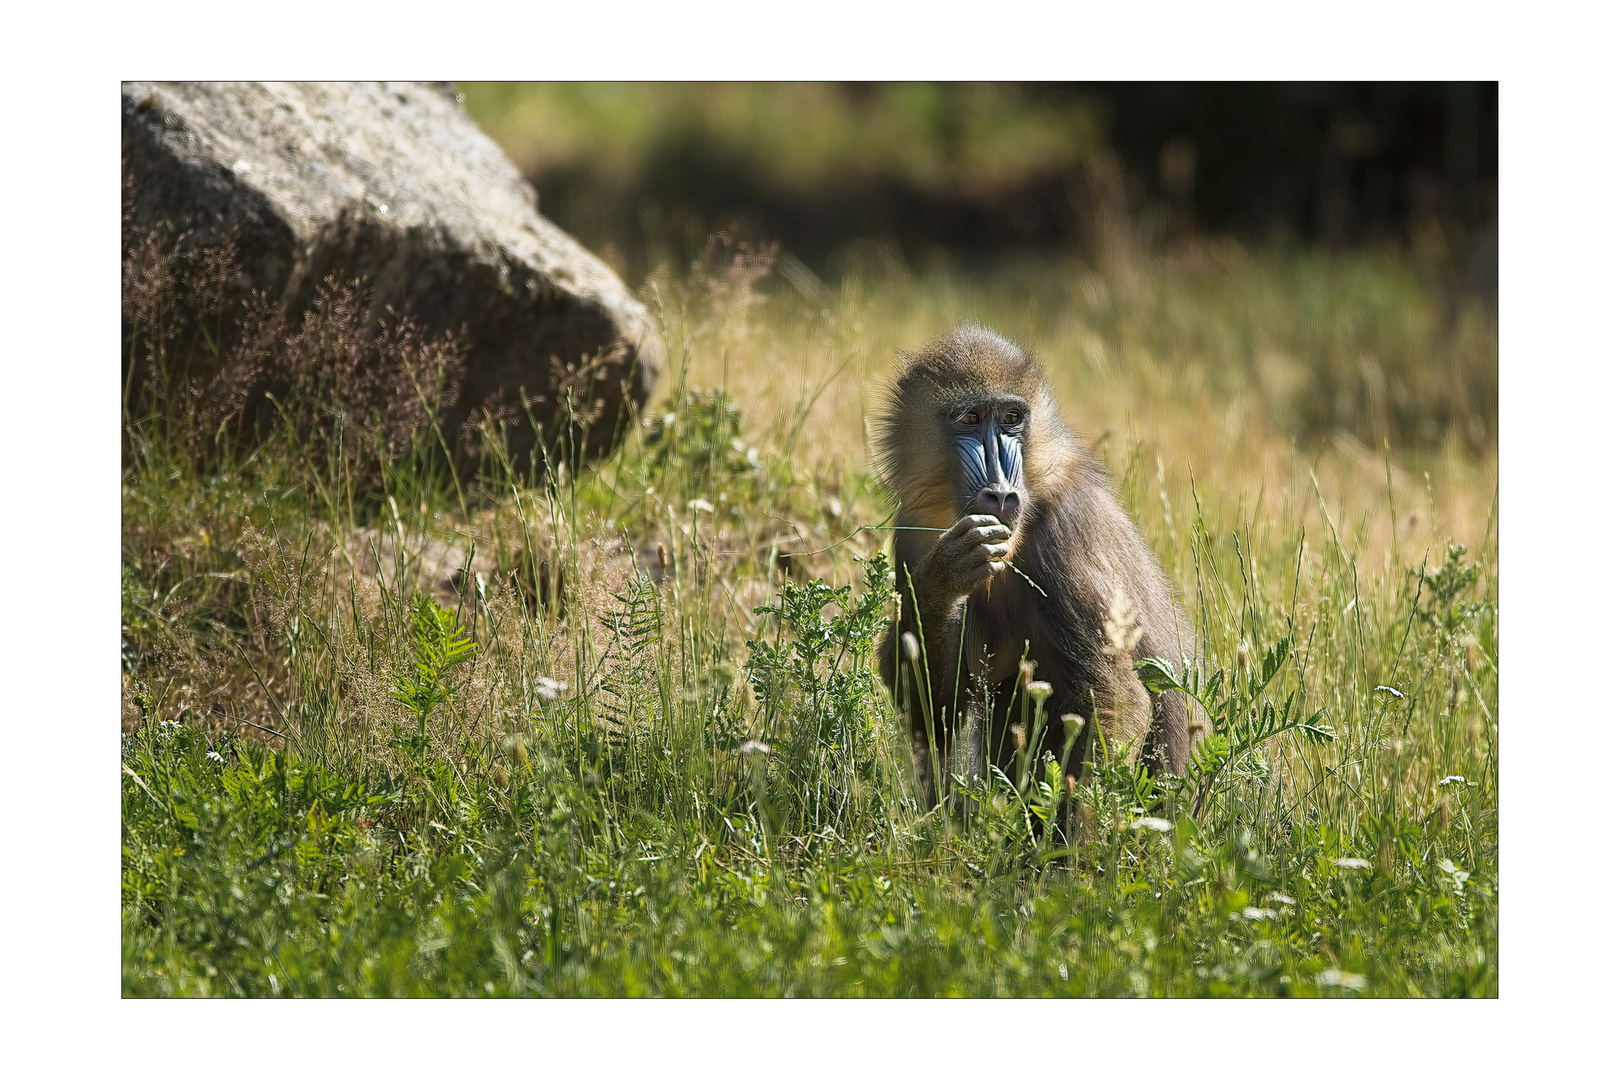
[879,514,1010,805]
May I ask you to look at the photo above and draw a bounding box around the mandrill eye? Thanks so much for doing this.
[1002,408,1024,426]
[957,409,980,425]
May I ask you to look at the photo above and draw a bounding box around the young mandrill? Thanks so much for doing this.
[874,324,1205,806]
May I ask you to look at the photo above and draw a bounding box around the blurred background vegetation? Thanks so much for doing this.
[459,81,1496,288]
[458,82,1496,463]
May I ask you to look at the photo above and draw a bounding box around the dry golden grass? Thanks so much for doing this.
[654,244,1496,581]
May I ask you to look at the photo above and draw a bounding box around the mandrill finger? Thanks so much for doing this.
[953,514,1006,537]
[944,514,994,539]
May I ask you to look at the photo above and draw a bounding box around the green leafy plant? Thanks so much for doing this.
[743,552,895,836]
[745,551,893,747]
[1417,542,1487,644]
[390,591,477,760]
[1138,635,1335,821]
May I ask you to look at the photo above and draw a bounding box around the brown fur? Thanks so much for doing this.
[875,324,1206,804]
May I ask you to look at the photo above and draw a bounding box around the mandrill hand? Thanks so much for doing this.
[919,514,1012,600]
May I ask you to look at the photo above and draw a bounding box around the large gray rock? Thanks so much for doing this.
[122,81,661,460]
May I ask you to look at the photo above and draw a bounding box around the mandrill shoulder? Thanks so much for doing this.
[1021,462,1158,606]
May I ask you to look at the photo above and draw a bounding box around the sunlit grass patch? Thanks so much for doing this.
[122,232,1496,997]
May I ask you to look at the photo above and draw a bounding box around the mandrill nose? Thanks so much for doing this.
[976,487,1021,523]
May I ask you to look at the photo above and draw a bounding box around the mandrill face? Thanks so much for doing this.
[947,394,1028,530]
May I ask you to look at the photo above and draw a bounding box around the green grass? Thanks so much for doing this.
[121,238,1497,997]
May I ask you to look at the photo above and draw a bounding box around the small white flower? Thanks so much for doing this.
[1267,892,1296,906]
[688,498,715,514]
[1061,713,1085,740]
[1242,907,1277,921]
[1334,856,1372,870]
[1438,775,1468,787]
[1026,680,1054,704]
[1130,817,1172,832]
[1317,969,1367,990]
[535,676,568,701]
[206,750,225,764]
[1374,685,1405,699]
[738,740,771,757]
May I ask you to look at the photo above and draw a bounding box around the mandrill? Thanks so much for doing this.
[874,324,1205,806]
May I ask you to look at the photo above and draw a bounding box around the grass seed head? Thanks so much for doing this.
[1019,659,1037,687]
[1104,586,1144,655]
[901,631,920,663]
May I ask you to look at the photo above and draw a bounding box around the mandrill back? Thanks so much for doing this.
[874,324,1205,805]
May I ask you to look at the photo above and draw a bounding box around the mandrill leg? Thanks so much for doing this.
[1091,674,1153,768]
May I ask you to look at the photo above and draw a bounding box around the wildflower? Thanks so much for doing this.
[1438,858,1471,889]
[738,740,771,756]
[1130,816,1172,832]
[1061,713,1084,741]
[901,632,920,664]
[1334,856,1372,870]
[1438,775,1467,787]
[688,498,714,514]
[536,676,568,701]
[1241,907,1276,921]
[1026,680,1053,706]
[1011,724,1027,750]
[1267,892,1296,906]
[1374,685,1405,699]
[1316,969,1367,990]
[206,750,224,764]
